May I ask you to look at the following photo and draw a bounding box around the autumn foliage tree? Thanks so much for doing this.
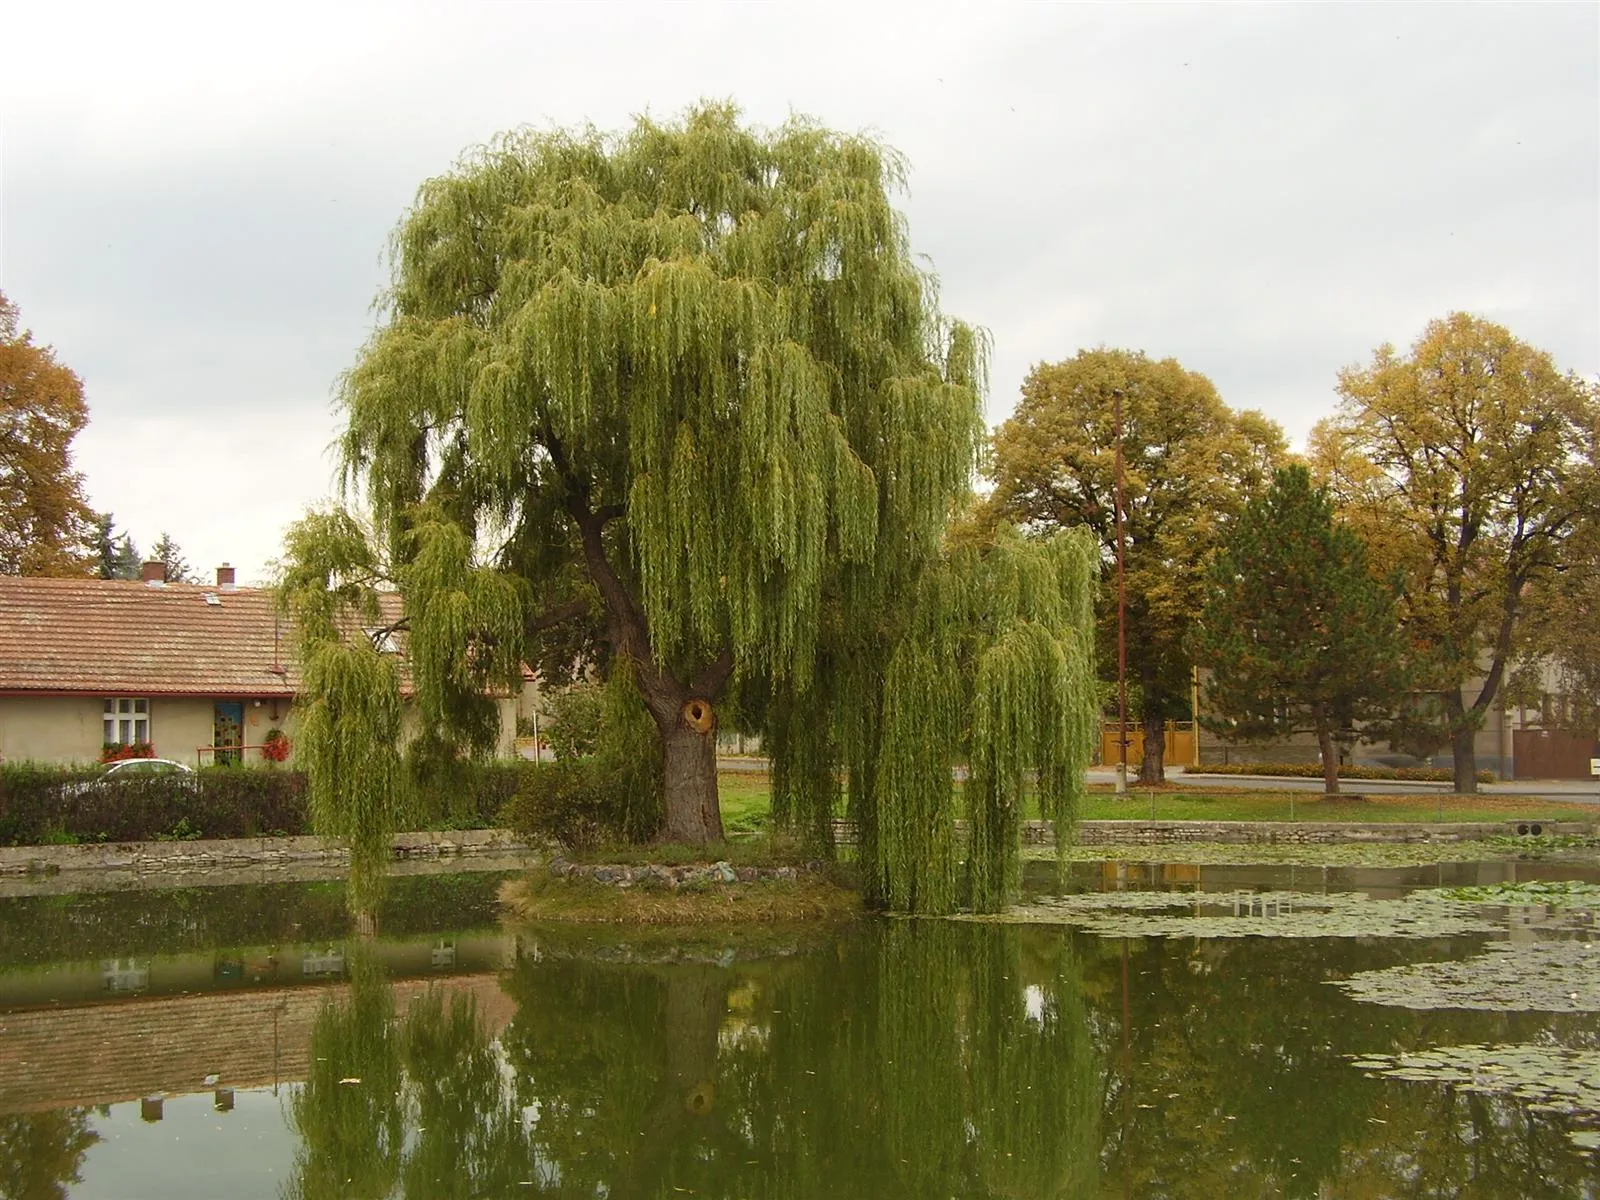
[1311,313,1598,791]
[0,291,97,576]
[1191,465,1408,794]
[281,105,1099,913]
[987,348,1284,782]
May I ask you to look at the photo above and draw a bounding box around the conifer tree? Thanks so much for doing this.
[1191,465,1407,794]
[93,513,142,579]
[150,531,197,583]
[280,105,1099,913]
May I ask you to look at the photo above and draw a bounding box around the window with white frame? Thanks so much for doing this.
[104,698,150,745]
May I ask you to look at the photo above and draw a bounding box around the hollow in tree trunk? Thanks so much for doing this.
[1312,702,1340,796]
[1138,712,1166,785]
[658,702,724,845]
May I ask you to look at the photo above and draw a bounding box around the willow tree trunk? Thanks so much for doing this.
[659,712,724,844]
[1312,702,1340,796]
[1138,713,1166,785]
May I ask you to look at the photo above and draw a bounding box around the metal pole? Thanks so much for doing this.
[1115,387,1129,798]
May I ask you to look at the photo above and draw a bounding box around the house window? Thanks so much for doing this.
[104,698,150,745]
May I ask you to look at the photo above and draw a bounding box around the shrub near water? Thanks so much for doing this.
[1198,761,1495,785]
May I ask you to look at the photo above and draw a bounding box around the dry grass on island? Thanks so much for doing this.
[499,839,862,925]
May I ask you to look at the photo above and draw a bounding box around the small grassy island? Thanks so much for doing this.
[500,837,862,925]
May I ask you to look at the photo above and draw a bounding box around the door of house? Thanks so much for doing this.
[213,702,244,766]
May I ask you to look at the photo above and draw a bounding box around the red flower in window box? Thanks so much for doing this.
[101,741,155,763]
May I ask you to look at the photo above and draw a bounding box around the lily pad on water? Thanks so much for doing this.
[1348,1043,1600,1152]
[976,890,1503,940]
[1333,940,1600,1011]
[1429,879,1600,907]
[1039,841,1570,868]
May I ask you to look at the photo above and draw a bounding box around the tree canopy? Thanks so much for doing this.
[0,291,97,576]
[282,104,1100,914]
[1310,312,1599,791]
[987,347,1285,782]
[1191,464,1408,793]
[1511,513,1600,738]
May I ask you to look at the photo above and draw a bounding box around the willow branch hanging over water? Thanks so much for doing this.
[279,103,1096,913]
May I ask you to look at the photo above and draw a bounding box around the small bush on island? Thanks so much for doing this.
[1197,761,1494,785]
[500,756,659,850]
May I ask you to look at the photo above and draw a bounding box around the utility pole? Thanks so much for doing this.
[1115,386,1129,798]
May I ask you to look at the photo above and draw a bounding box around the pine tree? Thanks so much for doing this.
[1190,465,1408,794]
[150,531,196,583]
[94,513,142,579]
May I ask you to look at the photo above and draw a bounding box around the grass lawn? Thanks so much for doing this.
[715,771,1596,827]
[718,771,776,834]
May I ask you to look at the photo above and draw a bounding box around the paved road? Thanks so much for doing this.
[719,756,1599,803]
[1092,766,1600,803]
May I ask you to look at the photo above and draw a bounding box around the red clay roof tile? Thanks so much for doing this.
[0,576,402,697]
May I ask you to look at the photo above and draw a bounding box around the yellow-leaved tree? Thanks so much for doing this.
[1310,313,1599,792]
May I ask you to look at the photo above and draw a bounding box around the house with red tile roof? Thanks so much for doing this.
[0,563,518,766]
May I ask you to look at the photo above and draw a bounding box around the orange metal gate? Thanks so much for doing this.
[1100,721,1196,769]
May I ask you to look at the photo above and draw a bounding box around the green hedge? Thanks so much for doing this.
[0,756,667,848]
[0,759,531,847]
[0,763,310,846]
[1196,762,1496,785]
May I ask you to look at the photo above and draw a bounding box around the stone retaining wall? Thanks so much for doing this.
[5,815,1592,882]
[547,857,824,888]
[832,817,1596,847]
[0,828,537,878]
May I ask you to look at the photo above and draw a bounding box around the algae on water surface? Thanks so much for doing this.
[1333,939,1600,1012]
[1348,1043,1600,1152]
[979,890,1503,940]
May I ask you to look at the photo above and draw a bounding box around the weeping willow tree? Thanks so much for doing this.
[284,103,1097,913]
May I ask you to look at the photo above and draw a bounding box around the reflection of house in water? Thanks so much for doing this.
[301,947,345,977]
[101,958,150,993]
[0,933,521,1117]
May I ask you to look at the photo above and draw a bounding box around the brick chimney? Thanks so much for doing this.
[216,563,236,589]
[141,560,167,584]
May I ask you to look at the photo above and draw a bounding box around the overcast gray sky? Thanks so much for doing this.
[2,1,1595,583]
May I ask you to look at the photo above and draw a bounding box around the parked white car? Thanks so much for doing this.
[63,757,197,796]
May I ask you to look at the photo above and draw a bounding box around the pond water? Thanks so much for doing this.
[1,855,1596,1198]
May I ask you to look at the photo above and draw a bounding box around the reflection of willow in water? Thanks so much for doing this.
[281,950,404,1200]
[501,921,1102,1198]
[0,1110,99,1200]
[281,947,532,1200]
[280,926,1100,1197]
